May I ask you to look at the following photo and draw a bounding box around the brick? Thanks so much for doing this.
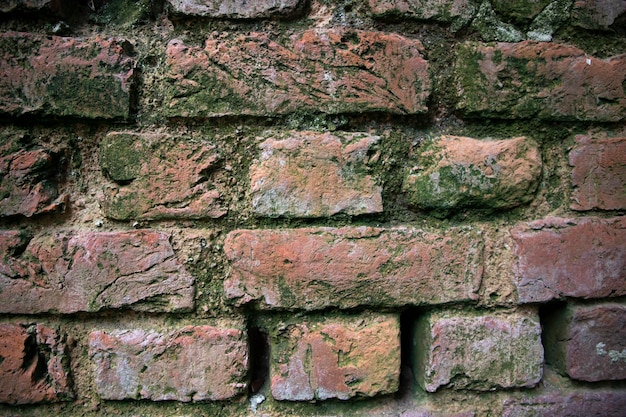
[269,313,400,401]
[250,131,382,218]
[0,32,135,119]
[166,0,304,18]
[164,29,430,117]
[224,226,482,310]
[415,311,543,392]
[572,0,626,29]
[0,229,194,314]
[403,135,541,216]
[511,217,626,303]
[0,323,72,405]
[569,135,626,211]
[89,325,247,402]
[368,0,475,30]
[490,0,552,20]
[544,303,626,382]
[455,41,626,121]
[100,132,225,220]
[503,390,626,417]
[0,139,67,217]
[0,0,55,13]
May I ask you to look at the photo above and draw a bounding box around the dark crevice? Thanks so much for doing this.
[248,325,270,395]
[397,308,420,399]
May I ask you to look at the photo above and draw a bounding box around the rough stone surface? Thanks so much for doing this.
[503,390,626,417]
[403,135,541,216]
[490,0,552,20]
[89,326,248,402]
[0,32,135,119]
[544,303,626,382]
[224,226,483,310]
[0,0,54,13]
[166,0,304,18]
[455,41,626,121]
[415,311,544,392]
[0,229,194,314]
[0,323,72,405]
[572,0,626,29]
[164,29,430,117]
[0,142,67,217]
[368,0,475,30]
[511,216,626,303]
[570,135,626,211]
[270,313,400,401]
[100,132,225,220]
[250,131,382,218]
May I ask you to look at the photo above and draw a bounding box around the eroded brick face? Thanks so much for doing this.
[0,230,194,314]
[0,323,72,405]
[164,29,430,117]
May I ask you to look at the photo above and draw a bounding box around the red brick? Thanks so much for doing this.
[403,135,541,215]
[503,390,626,417]
[270,313,400,401]
[455,41,626,121]
[0,230,194,314]
[570,135,626,211]
[100,132,225,220]
[0,32,135,119]
[0,323,72,405]
[572,0,626,29]
[250,131,382,218]
[166,0,304,18]
[224,226,483,310]
[0,145,67,217]
[415,311,543,392]
[89,325,247,402]
[511,217,626,303]
[369,0,476,29]
[164,29,430,117]
[544,303,626,382]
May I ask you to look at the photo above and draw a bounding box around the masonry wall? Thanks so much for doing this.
[0,1,625,416]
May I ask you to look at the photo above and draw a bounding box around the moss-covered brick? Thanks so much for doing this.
[0,32,135,120]
[163,29,430,118]
[368,0,476,31]
[455,41,626,121]
[402,135,542,217]
[100,131,225,221]
[166,0,305,18]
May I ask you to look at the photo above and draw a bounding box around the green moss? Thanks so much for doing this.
[91,0,154,28]
[100,134,145,182]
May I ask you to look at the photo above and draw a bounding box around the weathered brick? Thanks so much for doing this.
[544,303,626,382]
[270,313,400,401]
[100,132,225,220]
[89,325,247,402]
[368,0,475,30]
[503,390,626,417]
[0,323,72,405]
[511,217,626,303]
[490,0,552,20]
[166,0,304,18]
[0,138,67,217]
[415,311,543,392]
[455,41,626,121]
[250,131,382,218]
[0,229,194,314]
[164,29,430,117]
[0,32,135,119]
[572,0,626,29]
[569,135,626,211]
[403,135,541,216]
[224,226,483,310]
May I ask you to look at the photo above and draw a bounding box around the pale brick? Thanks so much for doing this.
[503,390,626,417]
[166,0,304,18]
[89,326,247,402]
[415,311,544,392]
[250,131,382,218]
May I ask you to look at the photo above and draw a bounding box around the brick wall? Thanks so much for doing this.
[1,1,625,416]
